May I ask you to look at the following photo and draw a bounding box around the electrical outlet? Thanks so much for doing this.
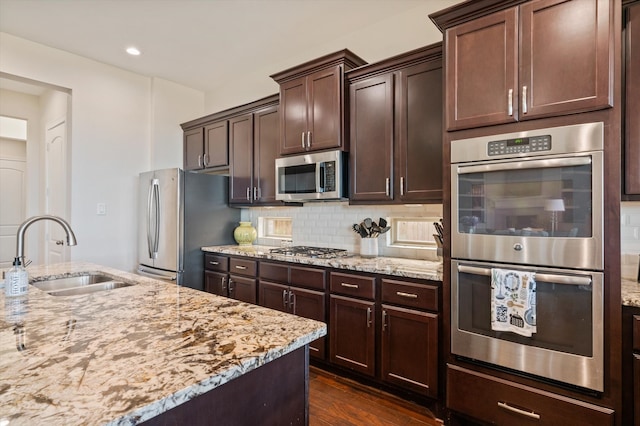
[97,203,107,215]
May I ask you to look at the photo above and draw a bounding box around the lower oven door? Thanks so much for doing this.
[451,259,604,392]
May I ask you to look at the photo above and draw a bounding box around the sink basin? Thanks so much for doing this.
[31,273,135,296]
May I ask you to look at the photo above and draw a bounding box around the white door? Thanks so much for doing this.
[45,118,68,264]
[0,158,26,268]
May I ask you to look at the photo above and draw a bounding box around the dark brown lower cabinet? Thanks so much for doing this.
[447,364,614,425]
[259,280,326,359]
[204,270,227,296]
[329,294,376,376]
[381,304,438,398]
[229,275,256,304]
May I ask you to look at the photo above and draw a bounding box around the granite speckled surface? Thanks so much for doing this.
[202,245,444,282]
[622,277,640,308]
[0,262,326,425]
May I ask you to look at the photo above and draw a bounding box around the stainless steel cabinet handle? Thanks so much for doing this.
[341,283,359,289]
[396,291,418,299]
[382,310,388,331]
[283,289,288,309]
[385,178,390,197]
[400,177,405,196]
[497,402,540,420]
[457,265,592,286]
[306,131,311,149]
[198,155,202,168]
[203,153,209,167]
[246,187,251,201]
[366,307,372,328]
[508,88,513,116]
[209,261,219,265]
[301,132,305,149]
[253,187,258,201]
[222,277,227,292]
[289,291,296,314]
[235,265,247,270]
[522,86,528,114]
[228,279,234,295]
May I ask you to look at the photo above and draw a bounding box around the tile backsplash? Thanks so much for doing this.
[241,202,443,261]
[622,201,640,279]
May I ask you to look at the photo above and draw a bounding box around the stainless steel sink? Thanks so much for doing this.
[31,274,135,296]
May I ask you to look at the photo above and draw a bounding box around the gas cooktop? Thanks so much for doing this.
[269,246,349,259]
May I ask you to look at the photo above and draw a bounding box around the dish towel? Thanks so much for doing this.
[491,268,537,337]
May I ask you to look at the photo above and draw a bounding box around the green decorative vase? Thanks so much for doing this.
[233,222,257,246]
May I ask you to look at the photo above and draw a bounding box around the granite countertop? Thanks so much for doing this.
[622,277,640,308]
[0,262,326,425]
[202,245,444,282]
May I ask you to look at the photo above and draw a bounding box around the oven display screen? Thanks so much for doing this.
[507,137,528,146]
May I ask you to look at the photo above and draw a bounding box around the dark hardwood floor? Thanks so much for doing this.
[309,367,443,426]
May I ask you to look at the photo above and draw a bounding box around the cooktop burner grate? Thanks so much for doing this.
[269,246,349,259]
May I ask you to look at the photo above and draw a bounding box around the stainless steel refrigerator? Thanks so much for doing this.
[137,168,240,290]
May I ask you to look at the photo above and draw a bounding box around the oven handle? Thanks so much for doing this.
[457,265,592,286]
[456,156,591,175]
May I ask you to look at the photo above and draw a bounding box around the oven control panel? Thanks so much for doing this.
[487,135,552,156]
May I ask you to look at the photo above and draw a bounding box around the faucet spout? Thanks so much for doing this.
[16,215,77,264]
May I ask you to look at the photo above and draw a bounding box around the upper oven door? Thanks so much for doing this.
[451,151,604,270]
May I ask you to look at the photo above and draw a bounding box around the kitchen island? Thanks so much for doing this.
[0,262,326,425]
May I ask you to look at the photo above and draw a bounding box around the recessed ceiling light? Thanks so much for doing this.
[126,47,141,56]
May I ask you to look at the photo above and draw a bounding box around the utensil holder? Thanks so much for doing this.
[360,238,378,258]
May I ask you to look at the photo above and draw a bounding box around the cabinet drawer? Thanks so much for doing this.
[634,315,640,352]
[204,254,228,272]
[381,279,438,311]
[259,262,289,283]
[291,266,325,290]
[330,272,375,300]
[447,364,614,425]
[230,257,257,277]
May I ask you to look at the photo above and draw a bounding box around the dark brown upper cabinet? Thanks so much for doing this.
[347,44,443,204]
[271,49,367,156]
[624,1,640,198]
[443,0,614,131]
[183,120,229,172]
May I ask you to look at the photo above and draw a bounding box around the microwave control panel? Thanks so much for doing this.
[487,135,552,156]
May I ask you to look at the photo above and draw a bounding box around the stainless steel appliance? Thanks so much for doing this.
[275,150,347,201]
[449,122,605,392]
[137,168,240,290]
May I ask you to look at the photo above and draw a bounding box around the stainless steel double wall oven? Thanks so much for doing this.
[450,122,605,391]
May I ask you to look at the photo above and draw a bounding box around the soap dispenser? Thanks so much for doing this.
[5,257,28,297]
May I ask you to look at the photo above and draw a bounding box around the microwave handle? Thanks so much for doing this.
[457,156,591,175]
[317,162,325,193]
[457,265,592,286]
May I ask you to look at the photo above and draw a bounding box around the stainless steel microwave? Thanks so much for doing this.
[275,150,347,202]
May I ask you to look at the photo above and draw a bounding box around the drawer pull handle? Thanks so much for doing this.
[235,265,247,270]
[209,261,219,265]
[396,291,418,299]
[341,283,359,289]
[497,402,540,420]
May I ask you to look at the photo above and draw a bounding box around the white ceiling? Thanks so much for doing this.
[0,0,457,94]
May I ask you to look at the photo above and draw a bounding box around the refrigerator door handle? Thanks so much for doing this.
[146,180,155,258]
[151,178,160,258]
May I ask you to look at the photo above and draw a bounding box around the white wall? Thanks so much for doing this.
[0,33,205,272]
[622,202,640,279]
[203,1,455,113]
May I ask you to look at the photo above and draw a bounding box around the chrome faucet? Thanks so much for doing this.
[15,215,77,265]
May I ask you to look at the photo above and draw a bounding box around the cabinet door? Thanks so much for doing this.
[204,270,228,297]
[259,281,288,312]
[253,105,280,204]
[229,275,257,304]
[626,2,640,196]
[519,0,613,120]
[330,295,375,376]
[397,60,443,203]
[635,354,640,426]
[307,66,342,152]
[291,287,326,360]
[349,74,394,202]
[381,305,438,398]
[204,121,228,169]
[279,77,308,155]
[445,8,518,130]
[229,114,254,204]
[184,127,204,171]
